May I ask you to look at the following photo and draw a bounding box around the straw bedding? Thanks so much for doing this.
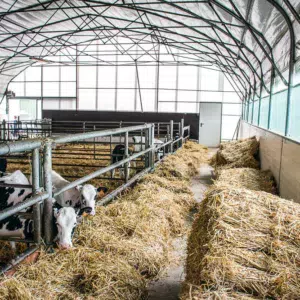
[182,185,300,299]
[215,168,277,194]
[0,141,208,299]
[210,136,259,170]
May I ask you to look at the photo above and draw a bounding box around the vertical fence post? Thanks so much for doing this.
[157,123,160,139]
[180,119,184,147]
[1,120,5,141]
[150,124,155,168]
[93,125,96,160]
[170,120,174,153]
[32,148,41,244]
[145,128,149,168]
[124,131,129,183]
[43,142,53,245]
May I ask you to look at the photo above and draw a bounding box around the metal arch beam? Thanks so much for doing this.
[0,0,268,77]
[150,2,257,94]
[211,0,288,87]
[282,0,300,24]
[157,0,267,93]
[0,7,256,89]
[0,0,293,102]
[207,2,265,97]
[0,0,267,92]
[121,0,268,88]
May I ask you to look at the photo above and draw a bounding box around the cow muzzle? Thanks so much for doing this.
[58,242,72,250]
[79,207,94,216]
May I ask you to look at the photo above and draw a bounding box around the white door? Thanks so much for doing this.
[199,102,222,147]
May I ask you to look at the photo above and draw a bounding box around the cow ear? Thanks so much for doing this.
[76,185,83,191]
[96,186,108,193]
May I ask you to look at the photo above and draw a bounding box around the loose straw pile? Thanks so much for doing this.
[0,141,208,299]
[182,186,300,299]
[210,136,259,170]
[215,168,277,194]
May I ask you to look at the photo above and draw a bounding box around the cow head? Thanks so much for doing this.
[54,207,82,249]
[76,184,108,216]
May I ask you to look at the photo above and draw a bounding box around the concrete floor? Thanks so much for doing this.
[147,152,215,300]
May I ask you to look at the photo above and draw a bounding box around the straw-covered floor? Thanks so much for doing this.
[182,185,300,299]
[215,168,277,194]
[0,141,208,299]
[210,136,259,170]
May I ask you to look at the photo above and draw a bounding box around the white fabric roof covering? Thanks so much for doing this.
[0,0,299,101]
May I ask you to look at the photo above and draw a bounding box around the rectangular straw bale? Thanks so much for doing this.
[183,185,300,299]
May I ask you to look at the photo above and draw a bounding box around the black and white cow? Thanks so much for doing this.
[0,170,32,210]
[132,136,164,160]
[111,144,133,178]
[0,205,80,249]
[0,171,81,249]
[51,170,108,216]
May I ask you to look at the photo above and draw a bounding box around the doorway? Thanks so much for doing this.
[198,102,222,147]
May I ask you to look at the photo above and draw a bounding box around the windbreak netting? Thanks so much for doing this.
[0,0,299,101]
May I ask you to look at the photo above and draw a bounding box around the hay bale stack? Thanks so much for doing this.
[182,185,300,299]
[210,136,259,170]
[215,168,277,194]
[0,141,208,299]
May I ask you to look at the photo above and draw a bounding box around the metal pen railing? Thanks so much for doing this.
[0,118,190,272]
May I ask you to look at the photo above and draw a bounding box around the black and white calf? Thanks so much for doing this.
[0,205,81,249]
[132,136,164,161]
[111,144,133,178]
[51,170,108,216]
[0,171,81,249]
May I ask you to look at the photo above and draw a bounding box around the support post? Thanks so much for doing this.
[150,124,155,169]
[1,120,6,141]
[145,128,149,168]
[180,119,184,138]
[32,148,41,244]
[170,120,174,153]
[124,131,129,183]
[43,142,53,245]
[180,118,184,147]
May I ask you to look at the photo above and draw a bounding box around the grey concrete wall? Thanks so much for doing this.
[239,121,300,203]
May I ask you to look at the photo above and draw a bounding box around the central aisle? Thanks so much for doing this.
[147,153,215,300]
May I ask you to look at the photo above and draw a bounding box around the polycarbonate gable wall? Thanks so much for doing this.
[7,46,241,140]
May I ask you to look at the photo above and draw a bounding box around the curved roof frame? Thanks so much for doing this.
[0,0,299,106]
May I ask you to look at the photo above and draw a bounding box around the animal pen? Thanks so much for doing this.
[0,1,299,299]
[0,120,190,271]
